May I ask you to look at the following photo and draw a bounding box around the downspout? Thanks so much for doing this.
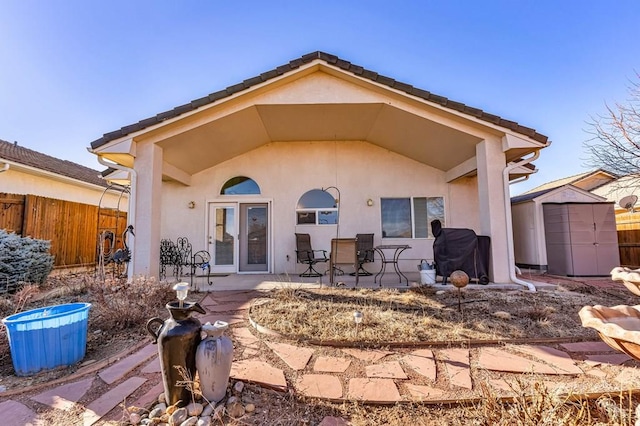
[503,151,540,292]
[0,162,9,173]
[89,150,137,280]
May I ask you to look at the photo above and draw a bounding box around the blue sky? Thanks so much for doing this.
[1,1,639,194]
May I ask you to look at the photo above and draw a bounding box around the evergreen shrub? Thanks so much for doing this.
[0,230,54,290]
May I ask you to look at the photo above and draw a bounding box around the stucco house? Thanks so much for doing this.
[88,51,550,285]
[0,139,123,209]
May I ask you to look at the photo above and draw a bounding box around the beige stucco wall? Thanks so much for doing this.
[0,167,127,209]
[160,140,483,275]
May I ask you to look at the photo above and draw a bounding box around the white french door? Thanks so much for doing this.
[208,202,270,273]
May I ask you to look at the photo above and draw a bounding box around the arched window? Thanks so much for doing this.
[220,176,260,195]
[296,189,338,225]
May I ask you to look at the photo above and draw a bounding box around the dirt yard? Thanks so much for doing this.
[0,272,639,425]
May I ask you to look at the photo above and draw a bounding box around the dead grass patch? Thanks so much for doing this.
[249,286,637,343]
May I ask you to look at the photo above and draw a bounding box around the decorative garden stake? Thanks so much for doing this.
[450,270,469,312]
[146,283,205,407]
[196,320,233,403]
[353,311,363,336]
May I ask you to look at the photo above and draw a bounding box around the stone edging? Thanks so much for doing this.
[0,339,151,397]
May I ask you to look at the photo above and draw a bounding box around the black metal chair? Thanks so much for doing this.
[330,238,359,287]
[354,233,375,276]
[295,233,329,277]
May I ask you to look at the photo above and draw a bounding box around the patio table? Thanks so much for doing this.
[374,244,411,286]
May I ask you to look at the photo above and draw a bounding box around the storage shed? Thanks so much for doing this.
[511,185,613,272]
[542,202,619,276]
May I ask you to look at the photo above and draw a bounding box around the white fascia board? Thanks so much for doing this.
[509,164,536,175]
[502,133,548,151]
[93,137,136,156]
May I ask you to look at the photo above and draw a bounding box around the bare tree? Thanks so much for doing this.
[584,73,640,178]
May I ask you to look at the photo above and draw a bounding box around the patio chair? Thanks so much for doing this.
[330,238,359,287]
[295,233,329,277]
[353,233,375,276]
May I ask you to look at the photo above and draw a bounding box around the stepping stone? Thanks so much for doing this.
[314,356,351,373]
[265,341,314,370]
[243,348,260,358]
[405,384,446,400]
[614,367,640,387]
[585,368,608,378]
[514,345,583,374]
[213,291,262,303]
[318,416,349,426]
[141,357,161,374]
[31,377,94,410]
[478,347,561,375]
[584,353,632,366]
[402,349,436,381]
[440,348,472,389]
[348,378,400,403]
[0,400,39,426]
[99,344,157,384]
[341,348,392,362]
[82,376,147,426]
[232,327,261,349]
[296,374,343,399]
[560,341,616,353]
[365,361,408,379]
[207,301,253,312]
[230,359,287,391]
[131,380,164,409]
[199,313,245,325]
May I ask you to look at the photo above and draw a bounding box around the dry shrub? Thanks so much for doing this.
[88,276,174,330]
[525,305,555,322]
[461,378,591,426]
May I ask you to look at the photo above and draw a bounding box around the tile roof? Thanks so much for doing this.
[91,51,549,149]
[0,139,107,187]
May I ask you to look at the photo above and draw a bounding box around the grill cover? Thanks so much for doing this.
[431,220,490,284]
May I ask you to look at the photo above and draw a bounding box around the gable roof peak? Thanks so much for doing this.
[91,51,549,149]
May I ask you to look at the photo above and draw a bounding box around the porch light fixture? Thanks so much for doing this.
[187,201,196,209]
[173,282,190,308]
[366,199,374,207]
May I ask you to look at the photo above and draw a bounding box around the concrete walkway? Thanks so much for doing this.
[1,279,639,425]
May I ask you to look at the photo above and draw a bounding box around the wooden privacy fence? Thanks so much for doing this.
[618,229,640,269]
[0,193,127,268]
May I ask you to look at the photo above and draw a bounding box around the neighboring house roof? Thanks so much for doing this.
[0,139,107,187]
[590,174,640,209]
[517,169,617,195]
[91,51,548,149]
